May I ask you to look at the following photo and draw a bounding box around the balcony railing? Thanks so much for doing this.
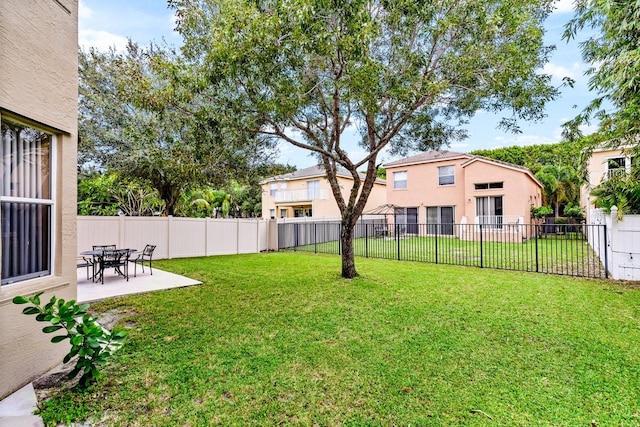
[275,189,329,202]
[606,168,626,180]
[475,215,521,229]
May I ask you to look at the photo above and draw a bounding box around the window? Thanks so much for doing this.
[474,182,504,190]
[1,120,53,285]
[476,196,503,228]
[307,180,320,199]
[280,209,287,218]
[269,209,275,219]
[269,182,277,196]
[393,171,407,189]
[438,166,455,185]
[426,206,455,235]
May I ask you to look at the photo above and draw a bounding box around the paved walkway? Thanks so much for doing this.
[0,265,201,426]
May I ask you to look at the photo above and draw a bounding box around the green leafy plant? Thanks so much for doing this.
[530,205,553,218]
[563,203,585,221]
[12,292,126,388]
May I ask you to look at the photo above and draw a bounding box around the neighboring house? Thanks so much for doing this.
[581,145,635,224]
[260,165,386,219]
[384,151,543,236]
[0,0,78,398]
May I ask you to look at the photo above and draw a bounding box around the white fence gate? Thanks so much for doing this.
[590,207,640,280]
[77,216,277,259]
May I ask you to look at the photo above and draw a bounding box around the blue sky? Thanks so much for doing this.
[79,0,597,169]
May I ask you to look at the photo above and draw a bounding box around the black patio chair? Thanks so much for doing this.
[77,256,94,280]
[99,249,131,284]
[93,244,116,250]
[133,244,156,277]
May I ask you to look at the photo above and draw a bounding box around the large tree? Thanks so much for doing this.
[171,0,558,277]
[563,0,640,145]
[79,43,276,215]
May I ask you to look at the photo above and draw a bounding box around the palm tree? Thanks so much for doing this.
[536,165,581,217]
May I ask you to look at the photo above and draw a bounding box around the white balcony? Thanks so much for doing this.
[275,189,329,202]
[475,215,522,228]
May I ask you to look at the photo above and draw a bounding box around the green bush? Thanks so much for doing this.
[13,292,126,388]
[530,205,553,218]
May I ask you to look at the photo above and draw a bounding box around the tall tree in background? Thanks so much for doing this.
[79,43,276,215]
[536,165,581,217]
[170,0,558,278]
[563,0,640,146]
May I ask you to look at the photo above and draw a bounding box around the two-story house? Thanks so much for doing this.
[384,151,543,236]
[581,145,635,223]
[1,0,79,399]
[261,165,386,219]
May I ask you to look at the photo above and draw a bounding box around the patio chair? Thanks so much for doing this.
[93,244,116,250]
[77,256,94,280]
[99,248,131,284]
[133,244,156,277]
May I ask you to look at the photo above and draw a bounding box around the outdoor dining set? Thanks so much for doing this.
[78,244,156,284]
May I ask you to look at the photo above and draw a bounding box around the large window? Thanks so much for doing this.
[438,166,455,185]
[426,206,455,235]
[307,180,320,199]
[476,196,503,228]
[393,171,407,189]
[1,120,53,285]
[269,182,277,196]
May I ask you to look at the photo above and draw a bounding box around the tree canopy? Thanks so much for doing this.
[563,0,640,146]
[170,0,559,277]
[79,43,277,215]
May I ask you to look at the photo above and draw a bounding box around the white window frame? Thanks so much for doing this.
[269,208,275,219]
[393,171,407,189]
[438,165,455,186]
[269,182,277,196]
[1,115,56,285]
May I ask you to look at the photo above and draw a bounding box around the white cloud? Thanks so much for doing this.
[553,0,575,14]
[78,0,93,20]
[79,29,129,52]
[492,134,557,148]
[543,61,582,83]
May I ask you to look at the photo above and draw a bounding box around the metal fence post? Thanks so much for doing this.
[603,224,609,279]
[338,223,342,255]
[365,223,369,258]
[435,223,439,264]
[479,223,484,268]
[535,223,539,273]
[396,223,400,261]
[314,223,317,254]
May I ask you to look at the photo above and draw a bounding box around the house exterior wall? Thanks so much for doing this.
[386,157,541,225]
[0,0,78,399]
[261,175,386,219]
[386,157,469,224]
[581,147,633,224]
[463,161,542,224]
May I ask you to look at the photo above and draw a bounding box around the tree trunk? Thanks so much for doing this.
[340,218,357,278]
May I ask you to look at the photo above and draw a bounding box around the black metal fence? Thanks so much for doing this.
[278,221,609,279]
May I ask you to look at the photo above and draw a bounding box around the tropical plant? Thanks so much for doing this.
[12,293,126,388]
[535,165,581,217]
[590,173,640,220]
[531,205,553,219]
[171,0,559,277]
[563,202,585,221]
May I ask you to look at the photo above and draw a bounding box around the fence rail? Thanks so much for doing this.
[278,222,608,279]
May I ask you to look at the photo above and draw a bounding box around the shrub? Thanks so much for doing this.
[12,292,126,388]
[531,205,553,218]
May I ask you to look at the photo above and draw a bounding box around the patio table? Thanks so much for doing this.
[80,248,137,284]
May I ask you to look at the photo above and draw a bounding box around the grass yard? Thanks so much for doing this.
[296,235,606,278]
[40,253,639,426]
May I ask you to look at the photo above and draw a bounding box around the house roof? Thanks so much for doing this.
[383,150,542,187]
[260,165,386,184]
[383,150,471,168]
[460,155,543,188]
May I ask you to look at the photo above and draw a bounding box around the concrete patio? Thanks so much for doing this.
[0,264,201,426]
[77,262,202,303]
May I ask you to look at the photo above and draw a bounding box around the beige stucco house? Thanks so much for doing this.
[581,145,635,223]
[384,151,543,235]
[0,0,78,399]
[261,165,387,219]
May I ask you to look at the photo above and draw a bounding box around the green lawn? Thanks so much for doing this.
[40,253,639,426]
[296,235,606,278]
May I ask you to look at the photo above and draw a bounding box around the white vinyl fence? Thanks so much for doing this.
[77,216,277,259]
[590,207,640,280]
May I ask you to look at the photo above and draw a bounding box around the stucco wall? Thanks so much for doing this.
[386,158,469,223]
[0,0,78,399]
[463,161,542,223]
[262,174,386,219]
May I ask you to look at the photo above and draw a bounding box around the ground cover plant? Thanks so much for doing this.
[40,253,640,425]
